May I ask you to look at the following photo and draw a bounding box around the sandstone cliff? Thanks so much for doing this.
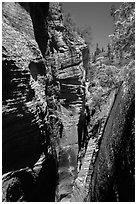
[2,2,88,201]
[88,68,135,202]
[2,2,134,202]
[70,66,135,202]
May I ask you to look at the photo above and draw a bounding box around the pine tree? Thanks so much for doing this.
[95,43,101,56]
[101,47,104,53]
[107,43,111,60]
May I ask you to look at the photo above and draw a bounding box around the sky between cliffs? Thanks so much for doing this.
[62,2,122,53]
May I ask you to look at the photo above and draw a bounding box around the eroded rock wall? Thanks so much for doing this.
[2,2,44,173]
[2,2,88,201]
[46,3,88,201]
[70,66,135,202]
[2,2,57,201]
[87,68,135,201]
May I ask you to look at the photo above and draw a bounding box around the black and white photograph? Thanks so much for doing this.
[2,1,135,202]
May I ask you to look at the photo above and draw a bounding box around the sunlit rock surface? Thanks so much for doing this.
[2,2,43,174]
[2,2,88,201]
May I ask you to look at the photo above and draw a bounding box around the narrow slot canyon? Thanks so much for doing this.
[2,2,135,202]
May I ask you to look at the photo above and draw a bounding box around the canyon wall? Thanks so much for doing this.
[2,2,88,201]
[2,2,134,202]
[88,68,135,202]
[2,2,44,173]
[70,67,135,202]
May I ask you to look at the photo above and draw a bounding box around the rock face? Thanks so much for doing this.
[70,68,135,202]
[2,2,88,201]
[2,2,43,173]
[3,2,134,202]
[44,4,88,201]
[70,88,117,202]
[88,69,135,202]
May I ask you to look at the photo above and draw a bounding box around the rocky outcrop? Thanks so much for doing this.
[46,3,88,201]
[70,65,135,202]
[2,2,57,201]
[2,154,57,202]
[2,2,88,201]
[71,88,117,201]
[2,2,135,202]
[88,68,135,202]
[2,2,43,173]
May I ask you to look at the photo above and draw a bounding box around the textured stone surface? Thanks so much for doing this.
[88,69,135,201]
[2,2,88,201]
[2,2,43,173]
[2,2,134,202]
[2,154,57,202]
[70,67,134,202]
[44,3,88,201]
[70,89,117,201]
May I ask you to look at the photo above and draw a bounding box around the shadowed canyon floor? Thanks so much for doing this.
[56,105,81,201]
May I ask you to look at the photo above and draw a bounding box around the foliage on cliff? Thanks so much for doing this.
[110,2,135,60]
[88,2,135,115]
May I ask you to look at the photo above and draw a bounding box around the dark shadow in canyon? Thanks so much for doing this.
[3,153,58,202]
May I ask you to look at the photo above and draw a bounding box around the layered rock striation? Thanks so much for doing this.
[2,2,135,202]
[2,2,43,173]
[2,2,89,201]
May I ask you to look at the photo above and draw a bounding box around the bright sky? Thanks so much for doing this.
[62,2,122,52]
